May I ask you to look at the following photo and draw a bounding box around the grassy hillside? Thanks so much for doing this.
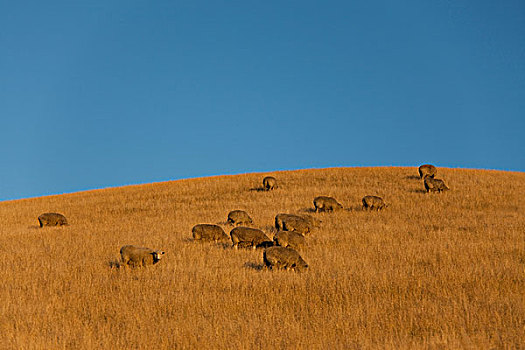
[0,167,523,349]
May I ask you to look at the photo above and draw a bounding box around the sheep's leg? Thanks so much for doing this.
[120,258,128,268]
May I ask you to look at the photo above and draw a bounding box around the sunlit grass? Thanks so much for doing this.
[0,167,523,349]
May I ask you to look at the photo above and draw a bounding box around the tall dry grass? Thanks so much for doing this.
[0,167,523,349]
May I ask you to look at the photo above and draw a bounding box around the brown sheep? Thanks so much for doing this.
[230,227,273,249]
[192,224,229,242]
[120,245,165,268]
[274,213,289,231]
[362,195,387,210]
[262,176,277,191]
[263,246,308,272]
[227,210,253,226]
[418,164,437,179]
[424,176,450,193]
[273,231,306,251]
[296,213,322,228]
[274,214,312,235]
[275,213,320,229]
[38,213,68,227]
[313,196,343,212]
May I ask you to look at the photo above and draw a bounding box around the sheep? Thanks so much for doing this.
[274,214,312,235]
[120,245,165,268]
[262,176,277,191]
[275,214,313,230]
[38,213,68,227]
[227,210,253,226]
[273,231,306,251]
[263,246,308,272]
[299,213,322,228]
[362,195,387,210]
[424,176,450,193]
[418,164,437,179]
[230,227,273,249]
[313,196,343,212]
[192,224,229,242]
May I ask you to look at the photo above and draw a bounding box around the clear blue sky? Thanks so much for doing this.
[1,1,524,201]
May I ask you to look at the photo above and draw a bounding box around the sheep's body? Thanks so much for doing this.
[424,176,450,193]
[263,246,308,272]
[227,210,253,226]
[273,231,306,251]
[120,245,165,268]
[298,214,322,229]
[274,214,312,235]
[38,213,68,227]
[362,196,387,210]
[313,196,343,212]
[192,224,229,242]
[262,176,277,191]
[230,227,272,249]
[418,164,437,179]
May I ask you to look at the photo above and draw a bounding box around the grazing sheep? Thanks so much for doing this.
[418,164,437,179]
[274,214,312,235]
[230,227,273,249]
[273,231,306,251]
[313,196,343,212]
[263,246,308,272]
[275,213,290,230]
[362,195,387,210]
[424,176,450,193]
[38,213,68,227]
[227,210,253,226]
[299,214,322,228]
[280,213,321,229]
[120,245,165,268]
[262,176,277,191]
[192,224,229,242]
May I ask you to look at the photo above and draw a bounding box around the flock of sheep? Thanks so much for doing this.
[36,164,449,272]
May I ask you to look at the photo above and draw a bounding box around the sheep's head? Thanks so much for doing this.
[294,260,309,272]
[152,250,166,263]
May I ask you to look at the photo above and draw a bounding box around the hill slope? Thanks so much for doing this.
[0,167,523,349]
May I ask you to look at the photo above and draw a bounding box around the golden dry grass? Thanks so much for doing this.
[0,167,523,349]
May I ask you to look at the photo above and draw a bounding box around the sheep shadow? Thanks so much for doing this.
[29,225,69,230]
[299,208,317,214]
[345,205,363,212]
[249,187,267,192]
[244,262,265,271]
[186,238,234,251]
[216,242,234,250]
[405,175,421,180]
[409,189,427,194]
[108,259,122,269]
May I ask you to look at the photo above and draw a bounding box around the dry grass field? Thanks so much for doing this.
[0,167,523,349]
